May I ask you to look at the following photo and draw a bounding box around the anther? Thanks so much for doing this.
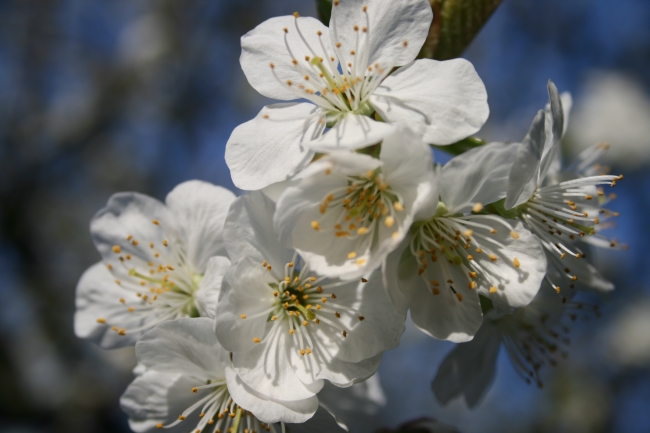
[112,245,121,254]
[489,286,498,294]
[162,239,169,247]
[240,314,247,319]
[456,293,463,302]
[489,254,498,261]
[118,328,126,336]
[510,231,520,239]
[293,11,300,18]
[348,252,357,259]
[156,424,163,429]
[472,203,484,213]
[192,387,198,393]
[513,258,521,268]
[253,338,261,343]
[385,216,395,228]
[311,221,320,231]
[96,318,106,324]
[403,40,408,47]
[358,316,365,321]
[361,278,368,283]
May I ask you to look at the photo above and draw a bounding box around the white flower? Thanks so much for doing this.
[120,318,349,432]
[432,289,599,407]
[74,180,236,348]
[503,81,621,294]
[384,146,547,342]
[274,127,437,280]
[226,0,488,190]
[214,191,405,402]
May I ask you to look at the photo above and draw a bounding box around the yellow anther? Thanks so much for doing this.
[162,239,169,247]
[167,265,175,271]
[128,307,135,312]
[293,11,300,17]
[96,318,106,324]
[306,348,312,354]
[321,297,327,303]
[112,245,122,254]
[467,255,474,261]
[472,202,483,213]
[430,280,439,286]
[156,423,163,429]
[489,286,498,294]
[115,279,122,285]
[391,232,400,239]
[394,202,404,212]
[348,252,357,259]
[469,271,477,278]
[311,221,320,231]
[456,293,463,302]
[468,281,477,290]
[385,216,395,228]
[513,258,521,268]
[253,338,261,343]
[288,262,294,268]
[118,328,126,336]
[240,314,247,319]
[300,349,306,356]
[192,387,198,393]
[302,320,309,326]
[119,298,125,304]
[271,316,277,321]
[510,231,520,239]
[316,305,322,310]
[489,254,498,261]
[357,227,369,235]
[289,329,295,335]
[132,240,139,246]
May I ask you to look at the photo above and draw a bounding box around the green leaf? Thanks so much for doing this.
[419,0,503,60]
[316,0,333,25]
[431,136,485,156]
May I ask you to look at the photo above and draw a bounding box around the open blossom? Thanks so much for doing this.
[74,181,236,348]
[503,81,621,293]
[432,289,600,407]
[384,146,547,342]
[274,127,437,280]
[120,318,348,432]
[226,0,488,190]
[213,192,405,403]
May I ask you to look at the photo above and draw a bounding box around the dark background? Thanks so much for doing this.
[0,1,649,432]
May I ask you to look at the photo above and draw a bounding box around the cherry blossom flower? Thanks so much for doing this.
[226,0,488,190]
[74,181,235,348]
[384,146,547,342]
[214,191,405,402]
[120,318,349,432]
[274,127,437,280]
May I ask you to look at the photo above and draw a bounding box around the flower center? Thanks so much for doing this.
[157,379,276,433]
[265,8,408,127]
[311,168,404,265]
[247,254,366,357]
[97,219,201,336]
[410,213,523,300]
[519,173,623,292]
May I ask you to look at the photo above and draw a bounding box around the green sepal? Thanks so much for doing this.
[484,198,519,220]
[479,294,494,315]
[316,0,333,25]
[431,136,486,156]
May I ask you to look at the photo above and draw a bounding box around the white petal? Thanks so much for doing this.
[431,324,501,408]
[226,103,320,191]
[225,367,318,424]
[308,113,395,152]
[90,191,175,271]
[120,370,200,433]
[164,180,236,273]
[329,0,432,69]
[136,318,229,379]
[290,348,382,389]
[215,258,277,355]
[241,16,335,100]
[74,262,159,349]
[233,329,324,402]
[382,243,412,317]
[441,142,517,214]
[335,270,405,362]
[224,192,294,271]
[290,404,349,433]
[471,218,547,309]
[380,127,438,221]
[504,110,546,209]
[397,248,483,342]
[539,81,565,182]
[262,178,300,202]
[194,256,231,319]
[370,59,489,145]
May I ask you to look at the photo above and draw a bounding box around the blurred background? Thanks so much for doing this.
[0,0,648,432]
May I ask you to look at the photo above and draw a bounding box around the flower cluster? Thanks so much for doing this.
[74,0,623,430]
